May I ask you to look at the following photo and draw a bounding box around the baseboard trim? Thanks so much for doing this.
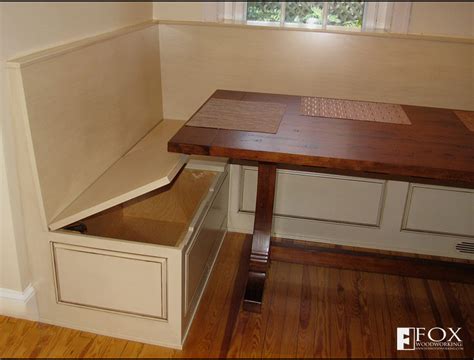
[0,284,39,320]
[37,317,183,350]
[270,239,474,284]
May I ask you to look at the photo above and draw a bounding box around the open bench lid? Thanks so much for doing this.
[6,24,191,231]
[49,120,188,231]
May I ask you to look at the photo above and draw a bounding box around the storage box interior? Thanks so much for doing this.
[62,169,218,247]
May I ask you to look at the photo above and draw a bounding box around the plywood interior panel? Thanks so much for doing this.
[122,166,217,223]
[10,24,163,224]
[75,169,217,247]
[49,120,187,230]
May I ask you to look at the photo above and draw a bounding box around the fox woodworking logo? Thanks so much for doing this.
[397,327,463,351]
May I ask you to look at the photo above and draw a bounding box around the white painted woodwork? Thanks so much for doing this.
[49,161,228,347]
[185,171,229,313]
[228,165,474,260]
[7,23,230,348]
[403,184,474,238]
[0,284,39,321]
[8,23,163,224]
[53,243,167,319]
[409,2,474,38]
[390,2,412,34]
[49,120,187,231]
[47,231,184,348]
[240,166,385,226]
[158,23,473,123]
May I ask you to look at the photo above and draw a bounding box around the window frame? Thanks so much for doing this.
[219,2,411,34]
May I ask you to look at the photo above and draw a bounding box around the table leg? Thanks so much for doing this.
[243,162,277,313]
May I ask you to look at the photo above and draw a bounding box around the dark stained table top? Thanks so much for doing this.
[168,90,474,188]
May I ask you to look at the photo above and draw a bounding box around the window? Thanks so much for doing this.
[219,2,412,33]
[247,2,365,30]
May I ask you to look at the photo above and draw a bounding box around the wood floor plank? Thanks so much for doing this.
[237,263,277,358]
[344,270,365,358]
[16,321,61,358]
[218,234,253,358]
[226,311,250,358]
[358,271,383,358]
[261,261,291,358]
[137,343,176,358]
[101,338,129,358]
[296,265,320,358]
[237,313,265,358]
[210,235,252,358]
[365,272,394,358]
[0,317,20,356]
[312,267,330,358]
[400,276,429,358]
[181,233,243,358]
[383,274,421,358]
[404,277,446,359]
[119,341,145,358]
[328,269,349,358]
[81,334,111,358]
[277,263,303,358]
[440,282,474,357]
[2,318,36,358]
[86,336,128,358]
[449,282,474,342]
[45,329,95,358]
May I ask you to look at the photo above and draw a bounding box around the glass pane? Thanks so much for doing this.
[285,2,324,25]
[327,1,365,28]
[247,1,281,22]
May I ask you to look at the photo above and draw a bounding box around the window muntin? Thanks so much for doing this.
[246,1,365,30]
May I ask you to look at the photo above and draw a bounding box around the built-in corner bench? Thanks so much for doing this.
[7,23,228,348]
[7,20,474,349]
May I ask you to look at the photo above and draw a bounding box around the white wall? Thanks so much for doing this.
[158,24,472,121]
[153,1,474,38]
[0,2,152,301]
[409,2,474,38]
[153,2,214,22]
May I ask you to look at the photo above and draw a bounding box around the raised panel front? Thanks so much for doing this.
[240,167,385,226]
[403,184,474,238]
[52,243,167,319]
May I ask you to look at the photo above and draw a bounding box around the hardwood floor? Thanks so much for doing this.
[1,232,473,358]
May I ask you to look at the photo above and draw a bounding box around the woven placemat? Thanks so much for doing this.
[454,110,474,132]
[187,98,287,134]
[301,97,411,125]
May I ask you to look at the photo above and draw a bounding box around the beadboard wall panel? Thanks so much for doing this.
[158,23,473,121]
[10,24,163,224]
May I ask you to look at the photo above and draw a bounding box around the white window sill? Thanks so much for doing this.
[246,20,363,33]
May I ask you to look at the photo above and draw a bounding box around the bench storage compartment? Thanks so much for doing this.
[7,24,229,348]
[50,162,229,346]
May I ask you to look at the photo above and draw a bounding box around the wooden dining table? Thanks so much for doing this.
[168,89,474,313]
